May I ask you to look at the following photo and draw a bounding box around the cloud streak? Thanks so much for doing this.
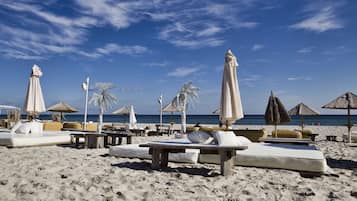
[290,2,344,33]
[168,67,200,77]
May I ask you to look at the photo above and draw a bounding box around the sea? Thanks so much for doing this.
[2,114,356,126]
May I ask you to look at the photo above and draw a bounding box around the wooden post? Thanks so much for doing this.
[347,107,352,143]
[160,150,169,168]
[151,148,161,170]
[219,150,236,176]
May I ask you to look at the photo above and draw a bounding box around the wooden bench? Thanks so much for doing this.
[259,137,313,145]
[139,142,247,176]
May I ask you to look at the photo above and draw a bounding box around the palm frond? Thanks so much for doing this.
[90,82,117,112]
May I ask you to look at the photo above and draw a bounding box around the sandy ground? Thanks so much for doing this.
[0,125,356,201]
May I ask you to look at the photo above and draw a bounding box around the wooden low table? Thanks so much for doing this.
[259,137,313,145]
[140,142,247,176]
[326,135,337,141]
[309,133,319,141]
[102,131,134,146]
[70,132,108,148]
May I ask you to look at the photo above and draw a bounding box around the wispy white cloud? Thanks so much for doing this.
[145,61,170,67]
[78,43,148,58]
[297,47,314,54]
[287,76,312,81]
[251,44,264,51]
[168,67,200,77]
[290,2,344,33]
[0,0,264,59]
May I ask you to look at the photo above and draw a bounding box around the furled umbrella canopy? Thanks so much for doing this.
[47,101,79,121]
[220,49,244,128]
[322,92,357,143]
[129,105,137,129]
[288,103,319,131]
[265,91,291,137]
[24,64,46,119]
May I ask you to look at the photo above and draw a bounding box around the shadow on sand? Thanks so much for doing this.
[327,158,357,170]
[111,162,220,177]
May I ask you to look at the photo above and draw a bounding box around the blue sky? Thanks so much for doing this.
[0,0,356,114]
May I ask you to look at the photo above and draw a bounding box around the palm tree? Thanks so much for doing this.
[89,83,117,133]
[173,82,199,133]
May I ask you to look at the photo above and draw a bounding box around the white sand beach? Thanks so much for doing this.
[0,125,356,201]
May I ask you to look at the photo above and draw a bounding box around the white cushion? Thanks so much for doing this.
[15,123,32,134]
[29,122,43,134]
[212,131,239,146]
[187,131,214,144]
[10,121,22,134]
[236,136,252,146]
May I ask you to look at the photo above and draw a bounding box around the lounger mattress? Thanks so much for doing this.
[199,143,328,173]
[0,131,72,147]
[109,144,200,164]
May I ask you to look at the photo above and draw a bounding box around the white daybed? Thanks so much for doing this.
[0,131,72,148]
[199,143,328,173]
[109,141,328,173]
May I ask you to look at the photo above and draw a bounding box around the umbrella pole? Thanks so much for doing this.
[274,124,277,138]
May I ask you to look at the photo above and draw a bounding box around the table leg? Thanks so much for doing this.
[219,150,236,176]
[104,136,108,148]
[151,148,161,170]
[160,150,169,168]
[75,136,80,148]
[84,136,88,149]
[111,136,116,145]
[127,136,132,144]
[118,137,123,145]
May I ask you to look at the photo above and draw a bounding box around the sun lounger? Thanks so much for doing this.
[0,131,72,148]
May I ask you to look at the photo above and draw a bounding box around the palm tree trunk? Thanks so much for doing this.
[98,107,104,133]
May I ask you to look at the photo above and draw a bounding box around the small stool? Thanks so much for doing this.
[326,135,337,141]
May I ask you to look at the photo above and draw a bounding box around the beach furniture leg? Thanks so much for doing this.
[219,150,236,176]
[151,148,161,170]
[118,137,123,145]
[75,136,80,148]
[84,135,89,149]
[127,136,132,144]
[160,150,169,168]
[104,136,108,148]
[111,136,116,145]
